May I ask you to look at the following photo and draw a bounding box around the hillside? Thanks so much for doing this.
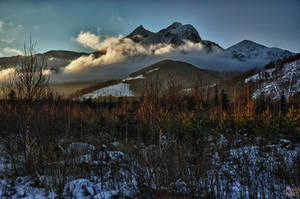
[225,40,294,63]
[244,54,300,99]
[127,59,222,94]
[0,50,87,73]
[78,59,223,99]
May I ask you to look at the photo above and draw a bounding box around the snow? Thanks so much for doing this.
[122,74,145,82]
[80,83,134,99]
[245,68,275,83]
[227,40,293,62]
[146,67,159,73]
[246,60,300,99]
[182,88,192,92]
[0,137,298,198]
[67,142,97,154]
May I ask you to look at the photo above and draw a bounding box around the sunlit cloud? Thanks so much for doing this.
[65,31,205,74]
[74,31,101,49]
[42,69,52,76]
[0,67,15,82]
[3,47,23,56]
[0,67,51,83]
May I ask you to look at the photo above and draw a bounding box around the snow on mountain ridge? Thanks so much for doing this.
[126,25,154,42]
[226,40,294,62]
[129,22,202,46]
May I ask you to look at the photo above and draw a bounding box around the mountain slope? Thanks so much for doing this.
[126,25,155,42]
[124,59,222,95]
[76,59,223,98]
[226,40,294,62]
[0,50,87,73]
[126,22,223,53]
[141,22,201,46]
[245,54,300,99]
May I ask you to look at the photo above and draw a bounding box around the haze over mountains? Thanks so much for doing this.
[0,22,295,82]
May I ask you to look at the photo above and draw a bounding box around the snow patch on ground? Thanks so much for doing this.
[122,74,145,82]
[146,67,160,74]
[182,88,192,92]
[246,60,300,99]
[0,138,298,198]
[80,83,134,99]
[245,68,275,83]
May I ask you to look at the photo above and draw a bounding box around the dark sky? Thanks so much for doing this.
[0,0,299,57]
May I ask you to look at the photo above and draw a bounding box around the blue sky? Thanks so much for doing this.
[0,0,299,57]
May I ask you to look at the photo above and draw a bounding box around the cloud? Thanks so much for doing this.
[73,31,102,49]
[60,30,257,82]
[3,47,23,56]
[0,39,14,44]
[0,67,15,82]
[0,20,4,32]
[65,31,205,74]
[0,67,51,84]
[117,16,123,22]
[33,25,40,31]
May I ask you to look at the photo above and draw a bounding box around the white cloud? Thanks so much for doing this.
[0,67,15,82]
[3,47,23,56]
[117,16,123,22]
[65,31,205,74]
[33,25,40,31]
[73,31,101,49]
[0,20,4,32]
[0,39,14,44]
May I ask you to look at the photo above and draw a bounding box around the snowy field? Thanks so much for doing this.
[80,83,134,99]
[0,135,298,198]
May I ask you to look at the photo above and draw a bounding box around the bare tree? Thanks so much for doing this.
[1,38,51,175]
[13,37,50,101]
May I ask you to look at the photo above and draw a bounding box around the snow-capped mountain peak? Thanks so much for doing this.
[226,39,294,62]
[166,22,183,30]
[126,25,154,42]
[127,22,202,46]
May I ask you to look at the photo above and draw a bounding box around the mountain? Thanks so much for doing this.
[0,50,87,73]
[0,22,297,81]
[126,22,222,52]
[123,59,222,95]
[244,54,300,99]
[141,22,201,46]
[126,25,155,43]
[78,59,223,99]
[226,40,294,62]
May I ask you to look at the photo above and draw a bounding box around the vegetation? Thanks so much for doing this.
[0,81,299,197]
[0,48,299,197]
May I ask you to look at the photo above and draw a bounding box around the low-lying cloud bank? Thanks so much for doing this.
[63,31,205,75]
[0,67,15,82]
[50,30,263,82]
[0,67,51,83]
